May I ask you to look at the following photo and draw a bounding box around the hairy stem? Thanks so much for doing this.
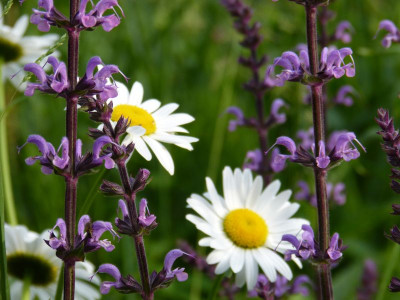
[305,4,333,300]
[116,161,152,299]
[64,0,80,298]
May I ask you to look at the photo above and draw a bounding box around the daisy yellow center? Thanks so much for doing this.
[111,104,156,135]
[0,37,23,63]
[223,208,268,249]
[7,252,58,286]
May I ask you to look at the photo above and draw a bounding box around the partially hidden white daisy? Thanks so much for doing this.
[0,8,59,89]
[186,167,309,290]
[105,81,198,175]
[5,224,101,300]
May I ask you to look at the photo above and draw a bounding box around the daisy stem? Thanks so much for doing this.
[116,161,152,299]
[305,4,333,300]
[0,64,18,226]
[22,276,31,300]
[64,0,80,299]
[207,274,224,300]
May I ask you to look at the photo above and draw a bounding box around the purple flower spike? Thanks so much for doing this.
[24,56,69,97]
[270,98,287,124]
[226,106,245,131]
[96,264,142,294]
[138,198,157,228]
[244,149,263,172]
[333,85,356,106]
[357,260,378,299]
[75,0,124,32]
[327,233,343,261]
[334,21,354,44]
[375,20,400,48]
[316,140,330,168]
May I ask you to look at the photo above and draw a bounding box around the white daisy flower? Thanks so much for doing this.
[0,8,59,89]
[105,81,198,175]
[5,224,101,300]
[186,167,309,290]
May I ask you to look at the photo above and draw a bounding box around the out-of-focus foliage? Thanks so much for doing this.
[3,0,400,299]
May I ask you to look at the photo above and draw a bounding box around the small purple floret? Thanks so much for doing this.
[375,20,400,48]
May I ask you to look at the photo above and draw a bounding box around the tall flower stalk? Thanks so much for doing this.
[305,4,332,298]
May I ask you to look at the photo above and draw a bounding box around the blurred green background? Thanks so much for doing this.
[2,0,400,299]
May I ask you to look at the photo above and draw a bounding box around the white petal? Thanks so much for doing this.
[199,237,212,246]
[235,266,246,287]
[253,248,277,282]
[264,248,292,280]
[156,113,195,128]
[230,248,245,273]
[215,247,234,274]
[207,250,226,265]
[131,136,152,161]
[256,180,281,211]
[129,81,144,105]
[206,177,228,218]
[11,15,28,38]
[187,195,221,228]
[140,99,161,113]
[110,81,130,106]
[245,251,258,290]
[246,175,263,209]
[223,166,242,210]
[186,214,215,237]
[143,137,174,175]
[126,126,146,137]
[152,103,179,118]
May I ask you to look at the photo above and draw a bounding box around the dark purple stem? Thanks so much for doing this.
[64,1,80,299]
[116,161,152,300]
[305,4,333,300]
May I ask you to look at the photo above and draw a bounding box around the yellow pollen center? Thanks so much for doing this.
[223,208,268,249]
[111,104,156,135]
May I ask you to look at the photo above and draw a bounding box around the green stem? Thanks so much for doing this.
[55,265,65,300]
[0,61,11,300]
[377,244,400,300]
[208,274,224,300]
[0,64,17,225]
[22,276,31,300]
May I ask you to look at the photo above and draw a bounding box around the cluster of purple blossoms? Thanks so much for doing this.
[96,249,189,295]
[24,56,124,100]
[282,225,345,263]
[265,46,355,87]
[268,131,365,171]
[375,20,400,49]
[248,274,312,299]
[29,0,124,32]
[46,215,118,261]
[295,180,346,207]
[18,134,119,176]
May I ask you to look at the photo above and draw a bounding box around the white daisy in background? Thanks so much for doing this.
[186,167,309,290]
[106,81,198,175]
[0,8,59,89]
[5,224,101,300]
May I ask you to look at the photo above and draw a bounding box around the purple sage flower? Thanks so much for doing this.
[326,233,343,261]
[76,56,126,101]
[282,224,317,261]
[30,0,68,32]
[46,215,119,260]
[243,149,263,172]
[75,0,124,32]
[334,21,354,44]
[150,249,189,291]
[269,98,287,124]
[315,140,330,168]
[18,135,69,175]
[226,106,246,131]
[24,56,69,97]
[265,47,355,87]
[357,260,378,299]
[138,198,157,229]
[333,85,356,106]
[96,264,142,294]
[389,277,400,293]
[375,20,400,48]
